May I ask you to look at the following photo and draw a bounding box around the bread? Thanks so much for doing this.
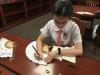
[5,41,14,49]
[42,44,49,54]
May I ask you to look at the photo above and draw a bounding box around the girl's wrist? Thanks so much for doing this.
[53,50,58,56]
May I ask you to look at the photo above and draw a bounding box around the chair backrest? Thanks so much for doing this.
[92,24,100,53]
[93,19,100,28]
[71,17,86,37]
[96,24,100,36]
[86,0,99,7]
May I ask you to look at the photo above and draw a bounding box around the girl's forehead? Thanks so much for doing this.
[53,15,69,21]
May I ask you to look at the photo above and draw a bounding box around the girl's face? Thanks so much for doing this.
[53,15,69,28]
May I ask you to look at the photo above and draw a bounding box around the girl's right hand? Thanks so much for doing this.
[34,51,42,60]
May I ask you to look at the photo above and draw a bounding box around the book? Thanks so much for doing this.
[0,38,14,58]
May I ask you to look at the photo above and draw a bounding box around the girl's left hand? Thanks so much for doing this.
[44,50,57,63]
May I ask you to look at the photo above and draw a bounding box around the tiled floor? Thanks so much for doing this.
[83,40,100,60]
[83,29,100,60]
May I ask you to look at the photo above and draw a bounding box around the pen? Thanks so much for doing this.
[32,45,40,56]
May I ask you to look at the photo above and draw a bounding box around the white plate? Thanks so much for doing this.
[25,41,47,65]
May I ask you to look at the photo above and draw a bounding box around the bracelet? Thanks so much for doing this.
[58,48,61,55]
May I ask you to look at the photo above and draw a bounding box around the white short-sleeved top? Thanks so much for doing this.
[40,19,82,46]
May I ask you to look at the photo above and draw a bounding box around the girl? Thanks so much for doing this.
[35,0,83,63]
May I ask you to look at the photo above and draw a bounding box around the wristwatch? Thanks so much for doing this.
[58,48,61,55]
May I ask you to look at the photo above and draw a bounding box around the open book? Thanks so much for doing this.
[25,41,76,65]
[0,38,14,58]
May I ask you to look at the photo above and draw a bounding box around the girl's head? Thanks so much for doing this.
[53,0,73,17]
[52,0,73,28]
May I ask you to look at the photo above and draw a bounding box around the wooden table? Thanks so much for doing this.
[73,5,100,28]
[73,5,100,16]
[0,32,100,75]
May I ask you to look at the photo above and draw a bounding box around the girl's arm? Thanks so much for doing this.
[60,42,83,56]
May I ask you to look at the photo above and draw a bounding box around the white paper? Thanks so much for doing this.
[0,38,13,58]
[25,41,47,65]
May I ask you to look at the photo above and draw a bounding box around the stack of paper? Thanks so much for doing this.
[0,38,14,58]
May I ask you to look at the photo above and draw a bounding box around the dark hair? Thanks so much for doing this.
[52,0,73,17]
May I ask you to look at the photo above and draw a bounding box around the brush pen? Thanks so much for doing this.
[32,45,40,56]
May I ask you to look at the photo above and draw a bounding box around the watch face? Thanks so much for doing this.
[58,48,61,55]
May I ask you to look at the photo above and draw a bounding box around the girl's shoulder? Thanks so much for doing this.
[47,19,54,24]
[67,20,79,28]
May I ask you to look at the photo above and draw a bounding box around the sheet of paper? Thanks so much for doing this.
[62,56,76,63]
[25,41,47,65]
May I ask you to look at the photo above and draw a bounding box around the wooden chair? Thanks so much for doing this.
[86,0,99,7]
[71,17,86,37]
